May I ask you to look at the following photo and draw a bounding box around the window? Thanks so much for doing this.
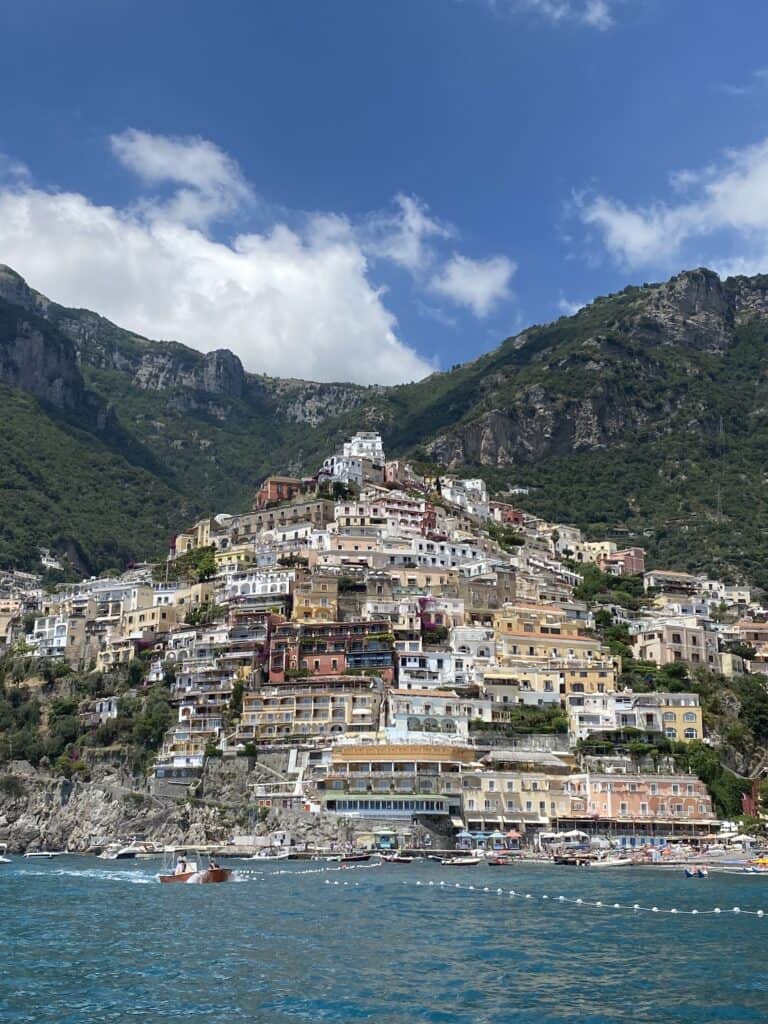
[684,728,698,739]
[620,802,628,814]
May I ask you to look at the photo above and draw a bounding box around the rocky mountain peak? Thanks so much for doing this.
[0,265,49,314]
[642,267,732,352]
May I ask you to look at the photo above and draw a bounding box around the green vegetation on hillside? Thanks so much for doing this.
[6,267,768,587]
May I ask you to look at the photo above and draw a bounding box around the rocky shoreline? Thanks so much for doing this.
[0,760,354,854]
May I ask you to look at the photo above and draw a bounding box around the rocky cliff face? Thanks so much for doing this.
[0,307,88,413]
[0,760,353,853]
[642,268,733,352]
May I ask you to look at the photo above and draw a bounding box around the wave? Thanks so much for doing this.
[14,867,156,885]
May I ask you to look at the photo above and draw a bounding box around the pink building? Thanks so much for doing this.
[564,772,715,836]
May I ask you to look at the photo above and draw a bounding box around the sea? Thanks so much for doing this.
[2,856,766,1024]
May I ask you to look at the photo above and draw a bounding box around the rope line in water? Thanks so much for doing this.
[405,880,767,918]
[236,862,383,879]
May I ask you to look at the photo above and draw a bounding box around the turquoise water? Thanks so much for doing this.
[2,856,767,1023]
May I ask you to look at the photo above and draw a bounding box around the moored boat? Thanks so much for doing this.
[589,857,633,868]
[249,848,290,861]
[0,843,11,864]
[441,856,481,866]
[381,854,414,864]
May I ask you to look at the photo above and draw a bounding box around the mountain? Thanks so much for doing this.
[3,263,768,586]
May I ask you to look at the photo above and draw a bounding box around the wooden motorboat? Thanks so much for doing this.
[488,856,515,866]
[159,866,232,884]
[158,849,232,883]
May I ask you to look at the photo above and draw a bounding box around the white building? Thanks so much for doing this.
[450,626,496,686]
[397,649,455,689]
[387,687,492,740]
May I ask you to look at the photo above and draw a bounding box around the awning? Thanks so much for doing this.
[451,818,466,829]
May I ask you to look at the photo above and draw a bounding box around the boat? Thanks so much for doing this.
[249,848,290,861]
[158,850,232,884]
[684,866,709,878]
[0,843,11,864]
[23,850,65,858]
[326,852,372,863]
[488,855,515,866]
[381,854,414,864]
[552,853,593,866]
[589,857,633,868]
[441,856,481,866]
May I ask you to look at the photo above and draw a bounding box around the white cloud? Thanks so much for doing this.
[429,253,516,316]
[0,132,441,385]
[488,0,616,29]
[363,193,453,273]
[577,136,768,274]
[582,0,613,29]
[0,154,30,183]
[557,295,585,316]
[0,130,519,383]
[110,128,253,227]
[714,66,768,98]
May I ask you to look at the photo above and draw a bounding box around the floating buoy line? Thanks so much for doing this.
[400,880,768,918]
[230,867,767,918]
[235,861,383,880]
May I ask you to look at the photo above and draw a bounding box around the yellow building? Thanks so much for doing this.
[215,545,256,573]
[656,693,704,742]
[559,660,619,697]
[291,568,339,622]
[238,677,383,742]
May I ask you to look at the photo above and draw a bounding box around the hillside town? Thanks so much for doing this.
[1,430,764,851]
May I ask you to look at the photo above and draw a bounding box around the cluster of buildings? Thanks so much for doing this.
[3,431,765,846]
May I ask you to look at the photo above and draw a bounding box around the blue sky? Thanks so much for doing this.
[1,0,768,383]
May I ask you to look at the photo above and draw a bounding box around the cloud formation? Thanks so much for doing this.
[429,254,516,317]
[0,131,515,384]
[110,128,253,227]
[363,193,453,273]
[489,0,616,30]
[577,136,768,276]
